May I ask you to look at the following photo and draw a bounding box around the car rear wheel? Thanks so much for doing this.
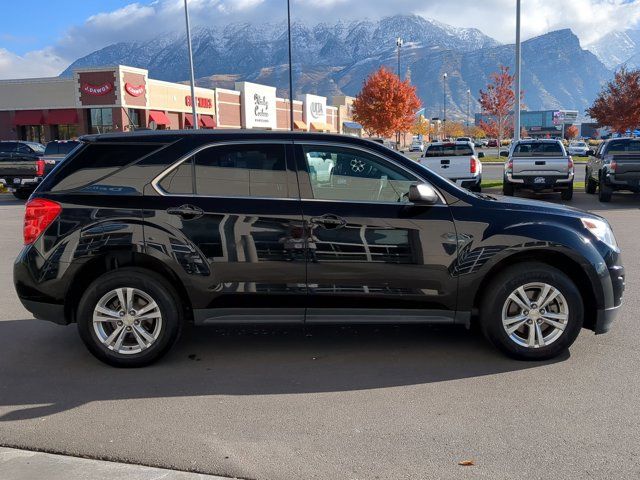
[480,262,583,360]
[585,169,597,194]
[77,268,182,367]
[560,183,573,201]
[502,180,514,196]
[598,176,612,203]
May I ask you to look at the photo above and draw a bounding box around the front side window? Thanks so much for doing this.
[302,145,417,203]
[191,144,288,198]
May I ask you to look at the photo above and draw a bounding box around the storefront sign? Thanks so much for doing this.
[125,83,145,97]
[81,82,114,96]
[185,96,213,109]
[236,81,277,129]
[301,94,327,126]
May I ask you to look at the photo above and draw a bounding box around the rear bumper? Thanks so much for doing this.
[0,177,40,190]
[19,298,68,325]
[453,176,481,188]
[506,172,573,189]
[603,173,640,190]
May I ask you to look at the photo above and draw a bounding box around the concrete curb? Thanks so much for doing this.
[0,447,236,480]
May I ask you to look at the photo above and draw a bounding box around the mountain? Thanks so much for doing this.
[586,29,640,69]
[61,16,610,120]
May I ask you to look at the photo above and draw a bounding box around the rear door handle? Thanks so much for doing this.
[166,204,204,219]
[310,214,347,229]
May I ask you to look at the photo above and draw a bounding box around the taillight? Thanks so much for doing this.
[470,156,478,174]
[506,160,513,172]
[568,156,574,170]
[610,160,617,173]
[24,198,61,245]
[36,158,45,176]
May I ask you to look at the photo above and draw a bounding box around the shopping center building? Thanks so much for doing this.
[0,64,362,143]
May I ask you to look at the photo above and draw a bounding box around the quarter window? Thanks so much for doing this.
[302,145,417,203]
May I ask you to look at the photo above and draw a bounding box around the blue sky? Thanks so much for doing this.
[0,1,134,55]
[1,0,639,79]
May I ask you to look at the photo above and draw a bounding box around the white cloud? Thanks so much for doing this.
[0,0,639,79]
[0,48,67,79]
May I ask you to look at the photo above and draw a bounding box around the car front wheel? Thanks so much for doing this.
[480,262,583,360]
[77,268,182,367]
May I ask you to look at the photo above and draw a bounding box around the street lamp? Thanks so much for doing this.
[466,89,471,131]
[514,0,522,140]
[183,0,198,130]
[443,73,448,140]
[287,0,294,131]
[396,37,403,79]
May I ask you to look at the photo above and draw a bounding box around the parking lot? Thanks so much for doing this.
[1,191,639,479]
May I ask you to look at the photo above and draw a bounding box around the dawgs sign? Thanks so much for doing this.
[81,82,114,96]
[236,81,277,129]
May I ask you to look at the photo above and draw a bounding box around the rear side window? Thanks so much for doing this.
[51,143,162,192]
[0,142,17,153]
[45,141,80,156]
[512,142,564,156]
[425,144,473,157]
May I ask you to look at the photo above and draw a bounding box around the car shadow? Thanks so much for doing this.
[0,319,567,422]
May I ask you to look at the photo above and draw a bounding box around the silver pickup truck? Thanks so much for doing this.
[502,139,574,200]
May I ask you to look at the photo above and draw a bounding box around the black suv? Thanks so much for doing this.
[585,137,640,202]
[14,131,624,367]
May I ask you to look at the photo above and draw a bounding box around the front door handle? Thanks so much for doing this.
[310,214,347,229]
[166,204,204,219]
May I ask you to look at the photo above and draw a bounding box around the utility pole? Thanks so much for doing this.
[514,0,522,140]
[443,73,448,140]
[396,37,403,79]
[287,0,294,131]
[184,0,198,130]
[466,89,471,133]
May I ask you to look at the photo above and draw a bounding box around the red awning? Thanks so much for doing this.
[184,113,195,127]
[13,110,45,125]
[199,115,216,128]
[47,109,79,125]
[149,110,170,126]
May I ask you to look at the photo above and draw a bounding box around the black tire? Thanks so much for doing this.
[480,262,583,361]
[585,168,597,194]
[502,180,514,196]
[598,177,612,203]
[12,189,31,200]
[560,183,573,201]
[77,268,183,367]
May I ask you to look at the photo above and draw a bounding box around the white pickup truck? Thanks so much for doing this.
[418,141,483,192]
[502,139,574,200]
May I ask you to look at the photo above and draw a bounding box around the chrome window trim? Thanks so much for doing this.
[295,140,447,205]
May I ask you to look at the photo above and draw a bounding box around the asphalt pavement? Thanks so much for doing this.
[1,192,639,479]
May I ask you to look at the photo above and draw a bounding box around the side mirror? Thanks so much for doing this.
[408,183,439,204]
[499,150,509,157]
[477,151,485,159]
[587,149,595,156]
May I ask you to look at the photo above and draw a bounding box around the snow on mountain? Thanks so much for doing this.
[586,29,640,69]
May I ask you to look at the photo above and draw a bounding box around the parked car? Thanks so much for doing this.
[456,137,472,143]
[568,141,589,156]
[474,139,488,148]
[487,139,499,147]
[409,140,424,152]
[419,141,483,192]
[585,137,640,202]
[0,141,45,199]
[15,131,624,366]
[502,139,574,200]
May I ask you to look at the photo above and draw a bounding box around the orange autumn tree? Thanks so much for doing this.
[353,67,421,138]
[587,67,640,133]
[565,125,579,139]
[478,65,523,144]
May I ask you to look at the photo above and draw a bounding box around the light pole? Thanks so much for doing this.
[396,37,403,79]
[442,73,448,140]
[514,0,522,140]
[184,0,198,130]
[287,0,294,131]
[466,89,471,132]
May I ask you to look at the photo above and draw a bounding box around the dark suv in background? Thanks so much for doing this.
[585,137,640,202]
[14,131,624,366]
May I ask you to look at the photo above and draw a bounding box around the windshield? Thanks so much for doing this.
[512,142,564,156]
[571,142,586,147]
[425,144,473,157]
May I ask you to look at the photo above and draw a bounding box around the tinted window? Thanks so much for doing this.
[512,142,564,156]
[45,141,80,156]
[302,145,417,203]
[15,144,34,154]
[52,143,162,192]
[28,143,45,154]
[0,142,17,154]
[193,144,288,198]
[159,157,194,195]
[606,140,640,154]
[425,144,473,157]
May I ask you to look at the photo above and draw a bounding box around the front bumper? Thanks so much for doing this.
[19,298,68,325]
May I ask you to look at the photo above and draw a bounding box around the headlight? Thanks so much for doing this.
[581,218,618,249]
